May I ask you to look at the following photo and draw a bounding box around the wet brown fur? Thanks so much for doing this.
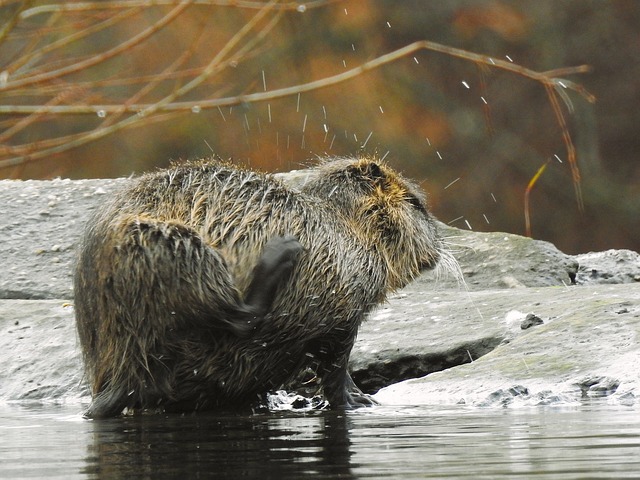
[74,156,444,417]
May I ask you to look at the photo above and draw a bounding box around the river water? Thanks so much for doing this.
[2,400,639,479]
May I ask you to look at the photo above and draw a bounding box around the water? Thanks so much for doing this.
[2,401,639,479]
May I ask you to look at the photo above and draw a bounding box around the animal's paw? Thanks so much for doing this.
[243,235,304,316]
[344,389,379,408]
[258,235,304,278]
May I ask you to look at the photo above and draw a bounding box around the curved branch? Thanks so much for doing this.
[0,40,594,115]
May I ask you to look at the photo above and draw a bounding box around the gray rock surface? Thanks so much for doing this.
[0,177,639,407]
[1,178,126,299]
[0,300,85,402]
[370,283,640,407]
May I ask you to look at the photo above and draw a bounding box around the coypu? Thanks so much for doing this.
[74,156,445,418]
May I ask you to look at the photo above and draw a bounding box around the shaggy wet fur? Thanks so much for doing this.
[74,156,445,417]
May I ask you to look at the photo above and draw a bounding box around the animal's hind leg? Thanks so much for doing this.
[110,215,302,336]
[79,216,303,418]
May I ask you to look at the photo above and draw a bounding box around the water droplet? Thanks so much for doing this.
[323,124,328,133]
[554,154,563,163]
[462,80,470,89]
[483,214,490,224]
[191,105,201,113]
[379,106,384,113]
[505,55,513,62]
[444,177,460,189]
[413,57,419,64]
[361,131,373,148]
[386,21,391,28]
[481,96,488,104]
[96,109,106,118]
[436,151,443,160]
[464,219,473,230]
[296,4,306,12]
[426,137,431,146]
[491,193,497,202]
[344,8,348,15]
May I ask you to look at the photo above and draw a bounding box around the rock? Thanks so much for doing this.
[575,249,640,285]
[0,178,126,299]
[0,300,86,402]
[350,287,516,393]
[419,223,580,290]
[374,283,640,407]
[521,313,544,330]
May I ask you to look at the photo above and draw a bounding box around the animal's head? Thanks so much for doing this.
[281,156,445,291]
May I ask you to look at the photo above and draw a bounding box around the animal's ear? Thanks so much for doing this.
[361,161,385,181]
[347,161,386,184]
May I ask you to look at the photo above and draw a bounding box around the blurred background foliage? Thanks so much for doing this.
[0,0,638,254]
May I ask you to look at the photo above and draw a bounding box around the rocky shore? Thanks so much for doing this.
[1,178,638,408]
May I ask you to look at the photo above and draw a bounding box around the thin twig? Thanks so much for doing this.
[0,0,33,45]
[19,0,336,19]
[5,8,141,76]
[545,83,584,211]
[0,2,192,92]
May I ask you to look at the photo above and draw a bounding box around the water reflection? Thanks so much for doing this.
[1,401,640,479]
[83,410,356,478]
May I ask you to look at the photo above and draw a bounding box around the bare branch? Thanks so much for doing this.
[0,2,192,92]
[19,0,336,20]
[0,40,594,116]
[0,1,32,45]
[6,8,141,75]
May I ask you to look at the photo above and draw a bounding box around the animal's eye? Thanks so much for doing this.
[406,195,426,213]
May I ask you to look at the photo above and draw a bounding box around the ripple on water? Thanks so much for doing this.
[0,401,639,479]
